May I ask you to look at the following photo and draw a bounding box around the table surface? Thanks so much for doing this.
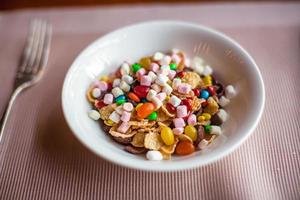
[0,2,300,200]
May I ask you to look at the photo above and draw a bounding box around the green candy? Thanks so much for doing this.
[132,63,141,73]
[204,125,212,133]
[116,99,126,105]
[169,63,177,70]
[147,112,158,121]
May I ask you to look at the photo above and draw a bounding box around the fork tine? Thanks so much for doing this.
[25,20,43,73]
[18,19,40,75]
[32,21,52,75]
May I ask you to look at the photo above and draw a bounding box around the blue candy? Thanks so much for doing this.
[141,98,148,103]
[200,90,210,100]
[115,95,126,102]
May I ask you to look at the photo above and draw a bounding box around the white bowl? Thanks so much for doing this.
[62,21,265,171]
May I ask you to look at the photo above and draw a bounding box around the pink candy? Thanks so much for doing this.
[168,70,176,80]
[121,111,131,122]
[103,93,113,104]
[176,105,188,118]
[178,83,191,94]
[117,122,131,133]
[173,118,186,128]
[173,128,184,135]
[187,114,197,125]
[150,63,159,73]
[156,92,166,101]
[136,68,146,79]
[140,75,152,86]
[98,81,108,91]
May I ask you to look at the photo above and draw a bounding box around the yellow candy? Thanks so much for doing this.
[166,95,170,101]
[202,113,211,120]
[184,125,197,141]
[106,119,114,126]
[198,116,205,122]
[203,76,212,86]
[135,103,143,111]
[160,127,175,145]
[99,76,109,82]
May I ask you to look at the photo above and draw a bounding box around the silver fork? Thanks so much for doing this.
[0,19,52,143]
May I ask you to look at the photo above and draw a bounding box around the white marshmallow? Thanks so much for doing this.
[159,55,172,66]
[119,80,131,92]
[156,74,169,86]
[113,78,121,87]
[153,52,164,61]
[109,111,121,123]
[172,78,182,90]
[151,83,162,93]
[148,71,157,82]
[218,109,228,122]
[88,110,100,120]
[146,89,158,101]
[171,54,181,65]
[92,88,101,98]
[115,105,124,115]
[171,48,180,54]
[169,95,181,107]
[122,75,134,84]
[146,150,163,161]
[184,58,191,67]
[211,125,222,135]
[194,65,204,75]
[198,139,209,150]
[152,97,163,109]
[191,56,204,69]
[202,65,213,76]
[120,63,130,75]
[123,102,133,112]
[219,96,230,107]
[112,87,124,98]
[162,84,173,95]
[225,85,237,99]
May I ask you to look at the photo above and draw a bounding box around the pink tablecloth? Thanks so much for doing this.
[0,2,300,200]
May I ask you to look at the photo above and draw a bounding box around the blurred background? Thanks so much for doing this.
[0,0,295,10]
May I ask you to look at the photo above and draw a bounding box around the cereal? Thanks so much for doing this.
[86,49,236,160]
[125,145,147,154]
[144,132,164,150]
[131,132,146,147]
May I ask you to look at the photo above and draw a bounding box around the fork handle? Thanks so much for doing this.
[0,87,22,143]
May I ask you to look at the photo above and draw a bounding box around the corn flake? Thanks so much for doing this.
[131,132,146,147]
[182,72,203,88]
[144,132,164,150]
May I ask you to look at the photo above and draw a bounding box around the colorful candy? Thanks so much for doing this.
[87,49,236,161]
[137,102,155,119]
[175,141,195,155]
[160,126,175,145]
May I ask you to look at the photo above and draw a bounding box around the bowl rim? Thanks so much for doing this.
[62,20,265,171]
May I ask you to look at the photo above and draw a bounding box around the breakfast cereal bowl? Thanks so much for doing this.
[62,21,265,171]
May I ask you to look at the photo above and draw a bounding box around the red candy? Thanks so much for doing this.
[176,71,185,78]
[133,85,150,98]
[207,86,216,96]
[181,99,192,111]
[166,103,176,113]
[107,83,113,91]
[94,100,106,109]
[192,89,200,97]
[201,101,208,107]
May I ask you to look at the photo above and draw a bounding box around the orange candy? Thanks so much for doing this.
[137,103,155,119]
[128,92,140,103]
[175,141,195,155]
